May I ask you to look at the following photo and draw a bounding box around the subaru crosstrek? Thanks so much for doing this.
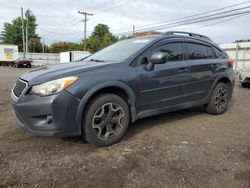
[11,31,235,146]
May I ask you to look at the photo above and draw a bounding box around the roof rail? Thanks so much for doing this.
[164,31,212,41]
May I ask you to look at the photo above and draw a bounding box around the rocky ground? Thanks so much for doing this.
[0,67,250,188]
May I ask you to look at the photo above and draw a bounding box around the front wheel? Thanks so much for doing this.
[205,82,230,115]
[83,94,130,146]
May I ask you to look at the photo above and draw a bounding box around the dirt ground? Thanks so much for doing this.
[0,66,250,188]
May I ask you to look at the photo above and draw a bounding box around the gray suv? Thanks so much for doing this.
[11,31,235,146]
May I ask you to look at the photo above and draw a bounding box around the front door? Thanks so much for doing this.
[136,41,190,111]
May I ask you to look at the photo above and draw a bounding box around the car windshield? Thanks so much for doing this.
[84,37,157,62]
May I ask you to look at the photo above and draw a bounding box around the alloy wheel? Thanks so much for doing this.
[214,87,228,110]
[92,102,125,140]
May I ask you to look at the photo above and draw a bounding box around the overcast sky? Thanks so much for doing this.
[0,0,250,45]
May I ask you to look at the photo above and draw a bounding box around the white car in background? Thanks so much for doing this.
[239,69,250,88]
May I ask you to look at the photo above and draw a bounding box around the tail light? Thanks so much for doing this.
[227,58,234,68]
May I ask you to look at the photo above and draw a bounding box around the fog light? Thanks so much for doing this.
[46,115,53,124]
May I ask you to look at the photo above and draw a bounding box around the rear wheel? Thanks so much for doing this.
[83,94,130,146]
[205,82,230,115]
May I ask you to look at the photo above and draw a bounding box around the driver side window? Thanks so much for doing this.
[136,42,184,66]
[152,43,184,62]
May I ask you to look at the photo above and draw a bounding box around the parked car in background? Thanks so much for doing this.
[239,69,250,88]
[11,31,235,146]
[13,58,32,68]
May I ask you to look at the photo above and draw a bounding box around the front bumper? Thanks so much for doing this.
[11,89,82,137]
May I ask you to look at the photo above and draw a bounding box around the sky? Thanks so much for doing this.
[0,0,250,45]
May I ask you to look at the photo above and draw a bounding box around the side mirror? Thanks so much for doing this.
[147,52,168,71]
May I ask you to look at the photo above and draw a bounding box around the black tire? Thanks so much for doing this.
[241,83,249,88]
[83,94,130,146]
[205,82,230,115]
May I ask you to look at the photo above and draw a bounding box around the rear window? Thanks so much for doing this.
[186,43,214,60]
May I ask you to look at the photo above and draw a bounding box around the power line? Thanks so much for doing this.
[48,14,81,34]
[87,0,119,11]
[33,0,119,33]
[58,13,79,27]
[147,9,250,32]
[113,0,250,32]
[35,1,250,43]
[115,5,250,36]
[37,27,86,35]
[89,0,136,12]
[116,11,250,36]
[145,6,250,31]
[34,0,136,36]
[116,5,250,34]
[179,13,250,30]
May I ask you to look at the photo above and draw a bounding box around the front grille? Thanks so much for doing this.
[13,79,27,97]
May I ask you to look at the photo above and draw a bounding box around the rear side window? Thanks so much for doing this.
[152,43,184,62]
[212,47,227,59]
[186,43,214,60]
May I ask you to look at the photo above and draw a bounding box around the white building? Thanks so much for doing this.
[220,42,250,71]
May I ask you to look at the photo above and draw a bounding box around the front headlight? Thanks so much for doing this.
[30,76,78,96]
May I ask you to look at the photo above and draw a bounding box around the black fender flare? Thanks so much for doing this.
[76,81,137,127]
[206,71,235,103]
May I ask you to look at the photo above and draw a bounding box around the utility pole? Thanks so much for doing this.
[21,7,25,58]
[25,11,29,54]
[42,38,45,53]
[133,25,135,36]
[78,11,93,51]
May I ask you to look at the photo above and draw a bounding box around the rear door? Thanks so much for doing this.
[136,40,190,111]
[184,41,221,102]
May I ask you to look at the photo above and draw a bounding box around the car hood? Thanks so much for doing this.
[20,61,112,85]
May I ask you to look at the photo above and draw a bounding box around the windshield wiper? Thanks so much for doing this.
[90,59,105,62]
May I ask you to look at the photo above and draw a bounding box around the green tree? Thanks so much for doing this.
[48,41,82,53]
[28,38,43,52]
[234,39,250,43]
[0,17,23,50]
[0,10,41,52]
[86,24,117,52]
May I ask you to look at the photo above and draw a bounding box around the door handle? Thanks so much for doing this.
[211,64,219,68]
[178,67,189,73]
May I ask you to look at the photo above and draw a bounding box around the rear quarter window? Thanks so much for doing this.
[212,47,227,59]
